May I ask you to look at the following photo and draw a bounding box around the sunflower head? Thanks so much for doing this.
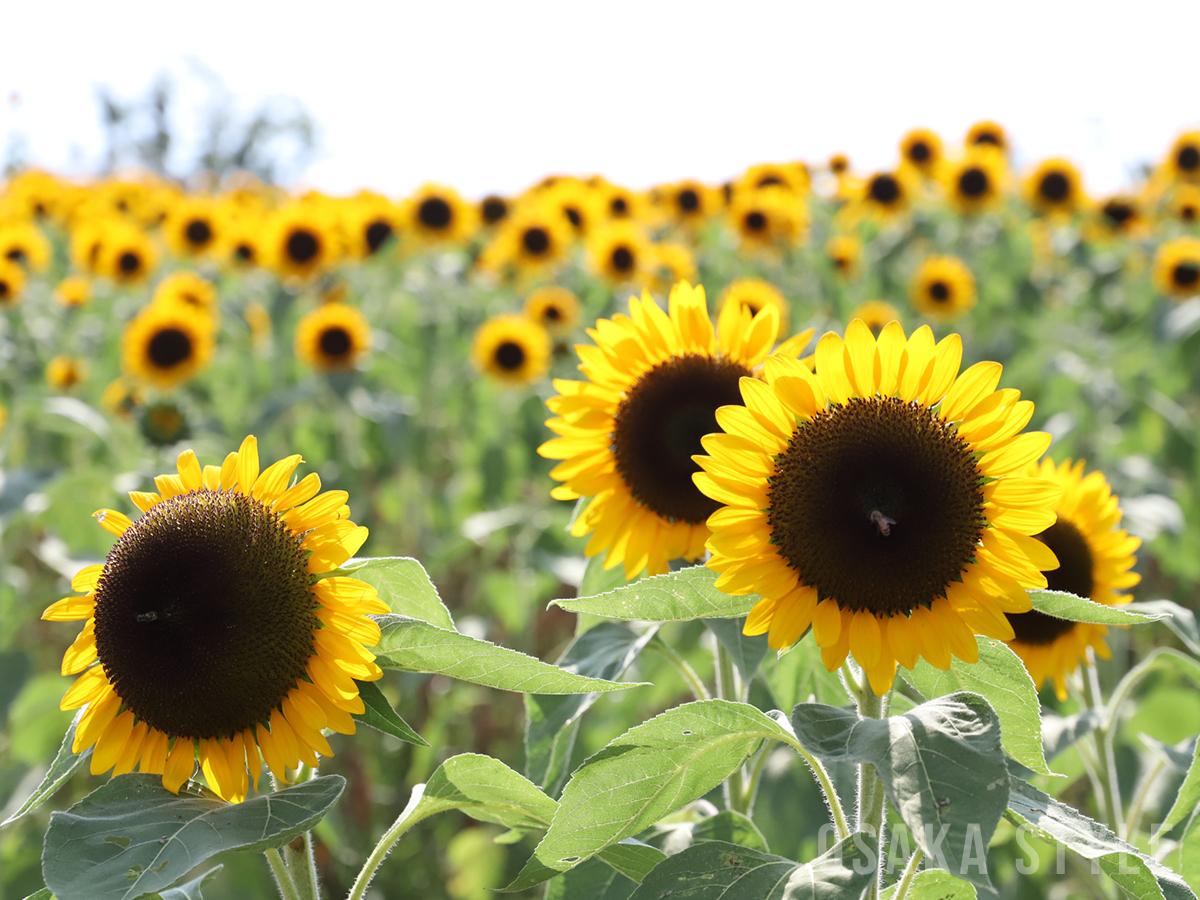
[1166,131,1200,183]
[98,224,158,285]
[900,129,943,175]
[524,286,581,337]
[1025,158,1084,216]
[861,169,914,219]
[910,255,976,321]
[471,314,552,387]
[587,221,652,285]
[0,220,52,272]
[477,204,573,280]
[295,302,371,372]
[966,120,1009,154]
[944,150,1008,215]
[44,436,385,800]
[102,377,144,419]
[1005,458,1140,700]
[165,198,223,257]
[47,356,88,391]
[1096,196,1145,236]
[1170,185,1200,225]
[727,186,808,253]
[735,163,810,198]
[720,278,790,332]
[55,276,93,308]
[480,195,510,227]
[851,300,901,335]
[268,205,339,280]
[828,154,850,175]
[1153,236,1200,299]
[0,259,28,307]
[648,243,698,293]
[408,183,475,245]
[154,271,219,319]
[665,180,717,226]
[140,400,191,446]
[695,319,1061,695]
[123,303,216,390]
[825,235,862,279]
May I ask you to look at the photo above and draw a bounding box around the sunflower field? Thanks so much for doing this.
[3,122,1200,900]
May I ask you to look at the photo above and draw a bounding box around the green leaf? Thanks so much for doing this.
[881,869,976,900]
[352,679,427,746]
[545,857,635,900]
[578,554,633,599]
[1174,809,1200,893]
[1128,600,1200,656]
[1042,709,1101,762]
[508,699,792,888]
[150,865,222,900]
[412,753,558,831]
[625,834,877,900]
[349,556,455,630]
[20,891,53,900]
[1008,776,1196,900]
[791,693,1008,891]
[525,622,659,795]
[372,615,644,694]
[43,774,345,900]
[904,636,1051,775]
[702,618,770,684]
[554,566,758,622]
[657,810,770,856]
[2,708,91,828]
[1028,589,1167,625]
[594,840,666,883]
[764,638,849,710]
[1159,740,1200,838]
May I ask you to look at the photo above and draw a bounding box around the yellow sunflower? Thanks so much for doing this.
[471,314,552,386]
[662,180,718,229]
[44,436,385,801]
[216,215,266,269]
[55,276,93,308]
[735,162,810,197]
[587,221,653,285]
[267,205,340,281]
[851,300,901,334]
[101,377,143,420]
[828,154,851,176]
[1024,158,1085,217]
[164,197,223,258]
[123,304,215,390]
[541,180,604,241]
[943,150,1008,215]
[153,271,219,320]
[966,120,1009,154]
[479,194,511,229]
[540,282,812,578]
[97,224,159,286]
[0,259,28,307]
[1005,458,1140,700]
[347,197,402,258]
[911,255,976,320]
[406,183,476,247]
[598,183,643,221]
[524,286,581,338]
[694,320,1061,695]
[477,203,573,281]
[720,278,790,332]
[47,356,88,391]
[1170,185,1200,225]
[295,303,371,372]
[1153,236,1200,299]
[727,186,808,253]
[860,169,916,220]
[1095,196,1148,238]
[900,129,943,177]
[826,235,862,279]
[1165,131,1200,183]
[0,220,52,272]
[648,243,698,293]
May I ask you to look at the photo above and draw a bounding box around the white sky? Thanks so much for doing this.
[3,0,1199,198]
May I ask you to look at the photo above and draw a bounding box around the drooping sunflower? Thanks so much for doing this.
[0,259,28,307]
[943,150,1008,215]
[267,205,340,281]
[47,356,88,391]
[1025,158,1085,217]
[720,278,790,332]
[55,276,93,308]
[123,303,215,390]
[851,300,901,334]
[540,282,812,578]
[164,197,223,258]
[295,302,371,372]
[1165,131,1200,183]
[825,235,862,279]
[727,186,808,253]
[1153,237,1200,299]
[97,224,159,286]
[695,320,1061,694]
[587,221,653,285]
[471,314,552,386]
[1004,459,1140,700]
[910,255,977,321]
[965,120,1009,154]
[524,286,581,338]
[899,129,943,177]
[45,437,385,801]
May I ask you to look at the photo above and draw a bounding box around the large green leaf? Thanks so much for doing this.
[509,699,792,889]
[42,774,345,900]
[2,708,90,828]
[152,865,222,900]
[525,622,659,795]
[348,556,456,630]
[904,636,1051,775]
[624,834,876,900]
[1028,590,1166,625]
[1159,740,1200,838]
[372,615,644,694]
[554,566,758,622]
[352,679,427,746]
[578,554,633,599]
[703,618,770,684]
[657,810,770,856]
[1007,776,1196,900]
[1041,709,1101,762]
[791,693,1008,891]
[545,857,635,900]
[881,869,976,900]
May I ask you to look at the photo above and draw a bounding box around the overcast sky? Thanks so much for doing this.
[3,1,1198,198]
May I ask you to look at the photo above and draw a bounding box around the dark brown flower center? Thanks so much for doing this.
[611,246,634,272]
[1173,262,1200,288]
[678,188,700,212]
[1039,171,1071,203]
[148,328,193,369]
[481,196,508,224]
[523,227,550,255]
[185,219,213,248]
[929,281,951,302]
[365,221,394,254]
[286,229,320,264]
[768,396,985,615]
[418,197,452,229]
[908,141,930,163]
[119,251,142,274]
[1103,201,1134,226]
[958,168,990,198]
[745,211,767,232]
[869,174,900,205]
[1006,518,1093,645]
[494,340,526,371]
[319,326,353,358]
[1178,145,1200,172]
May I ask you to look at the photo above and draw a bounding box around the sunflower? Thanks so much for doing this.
[663,180,718,229]
[541,180,603,240]
[597,183,643,221]
[899,129,943,176]
[943,150,1007,215]
[245,301,273,347]
[860,169,915,220]
[728,186,807,253]
[694,320,1061,694]
[477,203,573,280]
[55,276,93,308]
[540,282,811,578]
[140,401,191,446]
[471,314,552,386]
[1025,159,1085,217]
[966,120,1009,154]
[47,356,88,391]
[97,224,158,286]
[524,286,581,338]
[0,259,28,307]
[123,304,215,390]
[348,197,402,258]
[153,271,219,320]
[825,235,862,279]
[295,303,371,372]
[164,198,223,258]
[1153,237,1200,299]
[44,437,385,801]
[479,195,511,228]
[1170,185,1200,225]
[851,300,901,334]
[217,215,266,269]
[406,183,475,247]
[267,205,340,281]
[911,256,976,321]
[1004,459,1140,700]
[0,220,52,271]
[828,154,850,176]
[101,377,143,419]
[1095,196,1147,237]
[587,221,653,285]
[720,279,790,332]
[1165,131,1200,183]
[648,242,698,293]
[735,163,810,197]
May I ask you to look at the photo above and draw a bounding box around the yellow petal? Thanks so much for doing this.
[176,450,203,492]
[235,435,260,495]
[92,508,133,537]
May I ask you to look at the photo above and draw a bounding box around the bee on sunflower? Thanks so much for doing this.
[694,320,1062,695]
[295,303,372,372]
[44,437,385,801]
[540,282,813,579]
[471,314,552,387]
[1005,459,1140,700]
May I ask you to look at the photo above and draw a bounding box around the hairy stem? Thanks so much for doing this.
[346,784,430,900]
[266,847,302,900]
[1087,654,1123,831]
[856,684,889,900]
[891,849,924,900]
[647,634,711,701]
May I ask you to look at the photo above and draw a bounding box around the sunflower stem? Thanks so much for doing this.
[647,634,710,701]
[855,684,889,900]
[1126,755,1167,839]
[1086,654,1123,831]
[346,782,432,900]
[779,736,851,841]
[714,640,749,811]
[283,765,322,900]
[266,847,302,900]
[891,848,924,900]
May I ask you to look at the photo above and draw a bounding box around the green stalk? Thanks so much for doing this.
[891,849,924,900]
[856,684,889,900]
[1125,755,1167,838]
[647,634,711,701]
[346,783,432,900]
[714,640,748,812]
[265,847,302,900]
[283,765,322,900]
[1086,655,1123,830]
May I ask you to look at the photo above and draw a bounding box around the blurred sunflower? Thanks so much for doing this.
[828,154,850,176]
[472,314,551,386]
[542,180,603,240]
[1153,236,1200,299]
[524,286,581,338]
[55,276,93,308]
[825,234,862,279]
[217,215,266,269]
[154,271,218,320]
[944,150,1007,215]
[295,303,371,372]
[911,255,976,320]
[663,180,718,229]
[479,195,511,228]
[268,205,340,281]
[123,304,215,390]
[540,282,812,578]
[0,259,28,307]
[478,204,573,280]
[736,162,810,197]
[407,184,476,246]
[860,169,914,220]
[47,356,88,391]
[0,220,51,271]
[139,401,191,446]
[587,221,652,285]
[1005,459,1140,700]
[598,183,642,221]
[649,242,698,293]
[728,186,807,253]
[44,436,384,801]
[695,320,1060,694]
[244,302,273,347]
[1025,159,1085,217]
[97,225,158,286]
[851,300,901,334]
[1095,196,1147,237]
[899,129,943,176]
[966,120,1009,154]
[1170,185,1200,224]
[350,198,402,258]
[720,278,790,332]
[1165,131,1200,183]
[101,377,143,420]
[164,198,223,258]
